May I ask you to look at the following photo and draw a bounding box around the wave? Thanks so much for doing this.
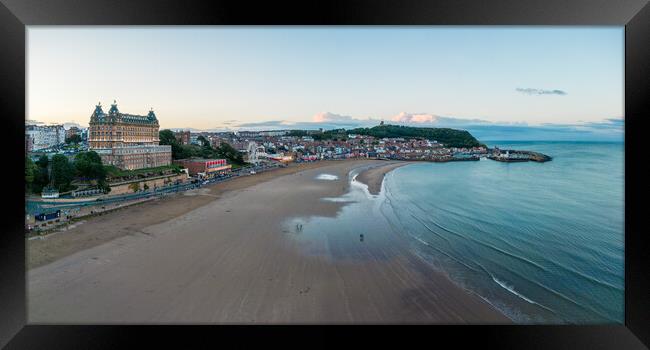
[411,201,549,261]
[411,234,480,273]
[381,182,481,274]
[408,226,560,320]
[475,261,615,322]
[543,259,624,292]
[409,214,451,244]
[492,276,557,314]
[413,235,430,246]
[413,214,550,273]
[424,207,624,292]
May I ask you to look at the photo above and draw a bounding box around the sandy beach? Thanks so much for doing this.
[28,161,347,269]
[355,161,409,195]
[28,159,509,323]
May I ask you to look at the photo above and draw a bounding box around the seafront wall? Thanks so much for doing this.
[109,173,189,195]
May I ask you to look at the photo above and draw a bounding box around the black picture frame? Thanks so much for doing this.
[1,0,648,348]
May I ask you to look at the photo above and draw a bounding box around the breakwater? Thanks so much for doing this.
[486,149,552,163]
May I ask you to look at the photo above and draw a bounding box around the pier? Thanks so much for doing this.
[486,149,552,163]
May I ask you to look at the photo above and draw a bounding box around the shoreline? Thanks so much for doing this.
[355,161,409,195]
[28,159,510,323]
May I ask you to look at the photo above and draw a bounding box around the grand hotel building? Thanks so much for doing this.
[89,101,171,170]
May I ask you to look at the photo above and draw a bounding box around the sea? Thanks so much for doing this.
[297,141,624,324]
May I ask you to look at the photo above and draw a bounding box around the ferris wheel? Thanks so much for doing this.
[246,141,266,164]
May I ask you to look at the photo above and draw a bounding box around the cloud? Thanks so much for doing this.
[584,118,624,130]
[235,120,292,128]
[312,112,355,123]
[539,117,623,130]
[390,112,440,124]
[516,88,567,96]
[201,111,494,131]
[228,117,369,132]
[315,111,487,127]
[175,112,623,142]
[63,122,82,130]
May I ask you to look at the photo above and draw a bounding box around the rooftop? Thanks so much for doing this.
[175,158,227,163]
[90,100,159,125]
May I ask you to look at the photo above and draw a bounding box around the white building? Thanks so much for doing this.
[236,130,261,138]
[260,130,289,137]
[26,124,65,151]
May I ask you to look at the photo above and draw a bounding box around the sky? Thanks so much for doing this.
[27,27,624,141]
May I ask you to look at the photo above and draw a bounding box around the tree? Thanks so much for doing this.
[347,124,482,148]
[174,144,196,159]
[73,151,112,193]
[25,156,38,193]
[50,154,74,192]
[75,151,106,180]
[98,180,111,194]
[159,129,192,160]
[215,142,244,164]
[36,154,49,168]
[197,135,208,147]
[159,129,177,146]
[159,129,244,164]
[128,182,140,193]
[32,155,50,193]
[65,134,82,144]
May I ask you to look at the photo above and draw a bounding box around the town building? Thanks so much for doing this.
[174,130,191,145]
[25,134,32,153]
[236,130,261,139]
[65,126,81,140]
[94,144,173,170]
[209,136,223,148]
[259,130,290,137]
[89,101,160,148]
[25,123,65,151]
[173,158,232,177]
[88,101,171,170]
[80,128,89,143]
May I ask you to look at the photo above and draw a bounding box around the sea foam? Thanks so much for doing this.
[315,174,339,180]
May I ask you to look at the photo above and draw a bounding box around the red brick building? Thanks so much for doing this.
[173,158,232,177]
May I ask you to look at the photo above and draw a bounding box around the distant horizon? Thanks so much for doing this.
[28,27,624,141]
[26,118,623,143]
